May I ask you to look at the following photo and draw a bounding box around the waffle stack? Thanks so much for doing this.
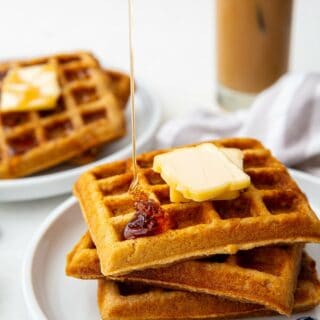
[66,138,320,319]
[0,51,130,178]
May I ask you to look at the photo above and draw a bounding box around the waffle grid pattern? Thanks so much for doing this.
[67,232,303,315]
[75,138,320,276]
[0,51,125,178]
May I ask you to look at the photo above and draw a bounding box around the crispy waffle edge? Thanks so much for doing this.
[66,231,304,315]
[96,253,320,320]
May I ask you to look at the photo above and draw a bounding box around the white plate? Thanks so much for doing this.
[22,170,320,320]
[0,84,161,202]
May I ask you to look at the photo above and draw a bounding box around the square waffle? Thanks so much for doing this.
[74,138,320,276]
[0,51,126,178]
[66,232,303,315]
[67,68,130,166]
[97,253,320,320]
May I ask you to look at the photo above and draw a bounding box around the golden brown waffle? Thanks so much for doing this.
[0,51,126,178]
[66,232,303,315]
[67,232,102,280]
[74,138,320,276]
[67,147,103,166]
[104,69,130,109]
[97,253,320,320]
[67,69,130,166]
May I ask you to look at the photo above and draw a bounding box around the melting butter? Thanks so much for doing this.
[153,144,250,202]
[0,64,60,112]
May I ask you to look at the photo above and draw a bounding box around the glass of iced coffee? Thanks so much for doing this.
[216,0,293,110]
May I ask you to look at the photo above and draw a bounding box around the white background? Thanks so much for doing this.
[1,0,320,319]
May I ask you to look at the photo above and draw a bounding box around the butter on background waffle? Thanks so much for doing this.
[96,253,320,320]
[67,231,303,315]
[0,51,126,178]
[74,138,320,276]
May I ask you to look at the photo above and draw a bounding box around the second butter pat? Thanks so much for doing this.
[0,64,61,112]
[153,143,250,202]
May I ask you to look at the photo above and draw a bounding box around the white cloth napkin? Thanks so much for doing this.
[156,73,320,176]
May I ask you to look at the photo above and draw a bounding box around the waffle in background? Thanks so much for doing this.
[66,232,303,315]
[0,51,127,178]
[68,69,130,166]
[96,253,320,320]
[104,69,130,109]
[74,138,320,276]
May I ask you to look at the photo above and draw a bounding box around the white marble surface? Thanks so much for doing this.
[1,0,320,319]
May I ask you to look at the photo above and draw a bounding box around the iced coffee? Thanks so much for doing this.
[216,0,293,110]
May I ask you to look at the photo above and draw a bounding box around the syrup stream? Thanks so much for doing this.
[128,0,139,193]
[123,1,172,239]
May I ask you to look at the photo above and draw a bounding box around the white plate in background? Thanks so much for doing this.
[0,84,161,202]
[22,170,320,320]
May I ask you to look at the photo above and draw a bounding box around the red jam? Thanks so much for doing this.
[123,198,171,240]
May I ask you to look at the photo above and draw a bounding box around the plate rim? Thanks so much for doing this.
[0,83,161,201]
[22,169,320,320]
[22,196,77,320]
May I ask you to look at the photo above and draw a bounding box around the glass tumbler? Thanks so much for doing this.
[216,0,293,110]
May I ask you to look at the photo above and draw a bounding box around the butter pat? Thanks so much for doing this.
[0,64,60,112]
[153,144,250,202]
[220,148,243,169]
[170,188,240,203]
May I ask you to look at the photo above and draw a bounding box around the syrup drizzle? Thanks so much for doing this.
[123,1,173,240]
[128,0,139,194]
